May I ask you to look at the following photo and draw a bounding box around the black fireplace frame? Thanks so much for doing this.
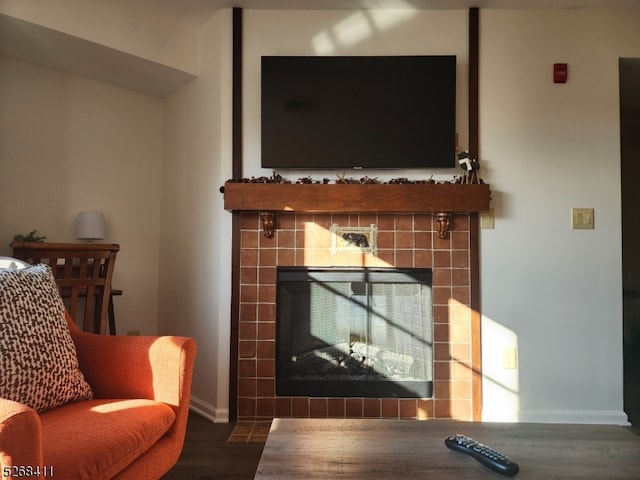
[275,267,434,398]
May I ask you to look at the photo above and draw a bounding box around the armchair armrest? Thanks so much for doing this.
[0,399,42,470]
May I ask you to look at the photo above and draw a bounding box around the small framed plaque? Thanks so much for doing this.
[330,224,378,255]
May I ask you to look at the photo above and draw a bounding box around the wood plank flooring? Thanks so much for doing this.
[161,413,264,480]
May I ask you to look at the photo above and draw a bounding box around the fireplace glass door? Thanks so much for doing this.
[276,267,433,398]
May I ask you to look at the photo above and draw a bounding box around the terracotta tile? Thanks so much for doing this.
[295,213,315,229]
[452,399,472,421]
[434,399,451,418]
[239,322,257,341]
[291,398,309,417]
[238,397,256,419]
[433,268,452,286]
[309,399,328,418]
[433,232,451,250]
[433,305,449,323]
[395,215,413,231]
[381,399,399,418]
[238,359,256,378]
[331,213,350,226]
[257,378,275,397]
[241,214,259,230]
[278,213,296,230]
[433,323,449,342]
[257,303,276,322]
[450,324,471,343]
[328,398,346,418]
[434,342,452,362]
[275,397,292,417]
[240,266,258,285]
[278,248,295,265]
[414,214,432,231]
[395,231,414,249]
[433,287,452,306]
[363,398,381,418]
[239,303,257,322]
[377,231,394,249]
[433,250,451,268]
[451,268,469,286]
[451,286,470,305]
[258,285,276,303]
[417,399,434,419]
[451,343,471,363]
[257,340,275,359]
[239,341,257,359]
[451,231,469,250]
[376,249,395,265]
[345,398,363,417]
[256,398,275,418]
[258,322,275,340]
[451,361,473,381]
[240,248,259,267]
[377,214,395,230]
[257,359,275,378]
[240,285,258,303]
[399,399,417,419]
[313,214,332,230]
[241,230,259,248]
[452,380,472,400]
[451,250,469,268]
[433,361,450,381]
[434,380,451,399]
[275,229,295,249]
[451,214,469,231]
[359,213,377,226]
[395,249,414,267]
[415,231,432,249]
[259,267,277,285]
[259,249,277,266]
[238,378,256,397]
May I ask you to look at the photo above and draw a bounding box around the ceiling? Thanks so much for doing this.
[1,0,639,96]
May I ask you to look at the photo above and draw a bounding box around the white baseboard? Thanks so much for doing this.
[189,395,229,423]
[518,409,630,425]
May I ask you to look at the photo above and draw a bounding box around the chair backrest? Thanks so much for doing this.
[11,242,120,334]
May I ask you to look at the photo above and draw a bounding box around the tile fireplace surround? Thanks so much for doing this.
[235,210,479,422]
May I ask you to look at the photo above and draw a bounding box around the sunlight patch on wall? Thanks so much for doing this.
[482,315,520,422]
[311,8,418,55]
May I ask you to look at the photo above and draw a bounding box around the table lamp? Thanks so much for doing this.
[76,211,105,242]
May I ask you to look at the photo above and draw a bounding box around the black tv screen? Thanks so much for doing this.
[261,55,456,170]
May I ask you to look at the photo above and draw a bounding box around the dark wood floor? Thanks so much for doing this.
[162,413,264,480]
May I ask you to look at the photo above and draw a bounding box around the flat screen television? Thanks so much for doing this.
[261,55,456,170]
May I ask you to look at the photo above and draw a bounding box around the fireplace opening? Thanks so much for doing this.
[276,267,433,398]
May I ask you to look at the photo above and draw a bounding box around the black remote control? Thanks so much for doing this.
[445,434,520,477]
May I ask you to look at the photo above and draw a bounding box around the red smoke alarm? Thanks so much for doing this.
[554,63,568,84]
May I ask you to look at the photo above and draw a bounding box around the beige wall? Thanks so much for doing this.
[0,57,164,336]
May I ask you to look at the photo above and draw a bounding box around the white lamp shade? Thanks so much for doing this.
[76,212,105,240]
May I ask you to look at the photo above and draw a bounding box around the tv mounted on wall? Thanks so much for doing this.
[261,55,457,170]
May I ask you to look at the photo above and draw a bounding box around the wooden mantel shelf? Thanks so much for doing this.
[223,182,490,213]
[223,182,491,239]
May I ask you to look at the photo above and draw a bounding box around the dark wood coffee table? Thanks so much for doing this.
[254,418,640,479]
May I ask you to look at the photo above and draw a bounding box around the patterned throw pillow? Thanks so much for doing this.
[0,264,93,412]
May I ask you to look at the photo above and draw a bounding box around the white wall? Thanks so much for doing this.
[244,9,470,181]
[0,57,164,335]
[159,10,233,422]
[479,9,639,424]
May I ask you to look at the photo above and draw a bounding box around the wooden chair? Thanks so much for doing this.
[11,242,119,334]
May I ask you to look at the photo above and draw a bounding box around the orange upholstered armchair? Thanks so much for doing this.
[0,311,196,479]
